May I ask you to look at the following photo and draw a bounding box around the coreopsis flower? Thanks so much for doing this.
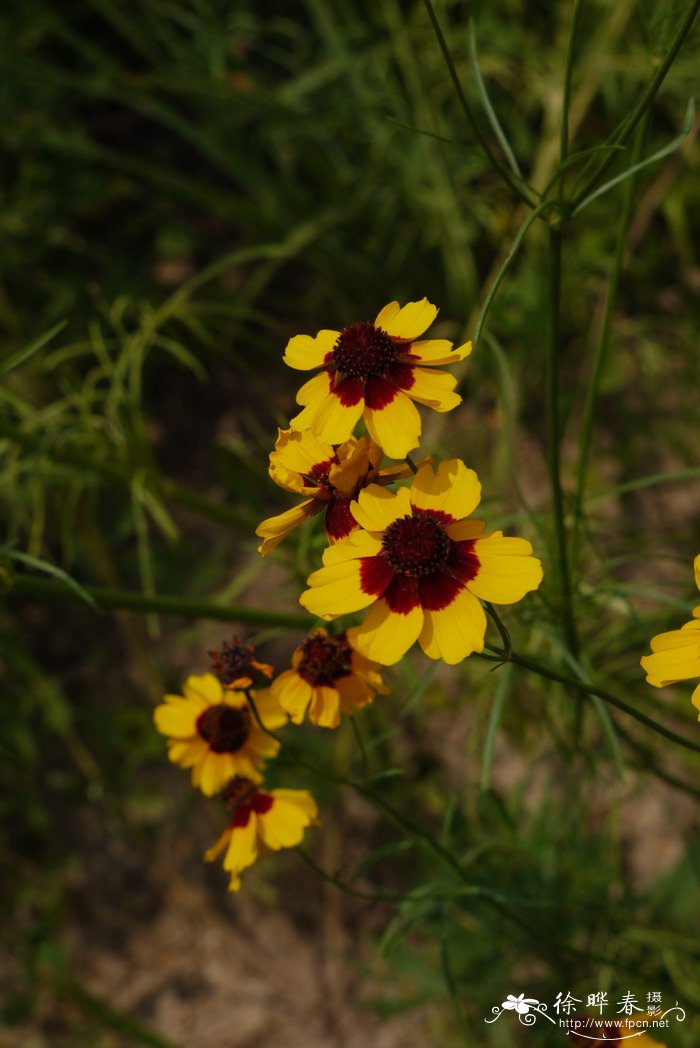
[641,554,700,718]
[154,673,287,795]
[208,636,274,689]
[256,430,411,556]
[284,298,471,459]
[269,628,387,728]
[299,459,543,666]
[204,776,318,891]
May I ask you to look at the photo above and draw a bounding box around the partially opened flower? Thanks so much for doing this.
[154,673,287,795]
[208,636,274,689]
[205,776,318,891]
[269,628,387,728]
[299,460,543,666]
[256,430,410,556]
[284,298,472,459]
[641,554,700,719]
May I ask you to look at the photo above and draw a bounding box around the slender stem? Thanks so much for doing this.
[484,602,511,657]
[405,454,419,474]
[420,0,538,208]
[559,0,585,181]
[571,0,700,207]
[481,645,700,756]
[546,223,578,655]
[572,115,649,559]
[6,574,312,628]
[350,715,370,780]
[296,847,403,903]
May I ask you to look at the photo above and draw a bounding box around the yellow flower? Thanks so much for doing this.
[153,673,287,795]
[256,429,411,556]
[284,298,472,459]
[269,628,387,728]
[299,459,543,666]
[208,636,274,689]
[641,554,700,718]
[204,776,318,891]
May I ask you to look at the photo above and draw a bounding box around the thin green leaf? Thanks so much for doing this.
[0,547,97,608]
[573,99,695,215]
[0,321,67,375]
[467,19,523,179]
[399,661,439,718]
[479,663,512,795]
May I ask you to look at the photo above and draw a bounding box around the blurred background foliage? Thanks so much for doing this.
[1,0,700,1045]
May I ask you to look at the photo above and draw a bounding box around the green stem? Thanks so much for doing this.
[559,0,585,181]
[483,645,700,756]
[405,454,419,474]
[420,0,538,208]
[546,223,578,655]
[571,0,700,207]
[296,847,403,903]
[572,115,648,561]
[6,574,311,628]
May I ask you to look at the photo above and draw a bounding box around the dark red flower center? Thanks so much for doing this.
[302,457,336,491]
[196,704,251,753]
[297,631,353,686]
[222,776,273,827]
[332,322,400,379]
[382,513,451,578]
[209,637,256,685]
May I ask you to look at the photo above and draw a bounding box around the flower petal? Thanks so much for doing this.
[289,372,333,431]
[419,585,487,663]
[364,390,421,459]
[351,483,412,532]
[410,460,481,522]
[258,790,318,850]
[406,366,462,412]
[310,381,365,445]
[283,330,338,370]
[153,698,199,738]
[182,673,224,706]
[271,669,314,724]
[308,685,342,728]
[300,558,377,619]
[349,598,423,665]
[405,338,473,366]
[256,498,324,556]
[376,297,438,341]
[469,532,543,604]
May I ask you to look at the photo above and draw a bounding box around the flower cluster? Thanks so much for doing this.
[155,296,549,893]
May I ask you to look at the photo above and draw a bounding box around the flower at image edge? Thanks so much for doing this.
[256,430,412,556]
[640,554,700,719]
[299,459,543,666]
[205,776,318,891]
[270,628,387,728]
[153,673,287,795]
[284,297,472,459]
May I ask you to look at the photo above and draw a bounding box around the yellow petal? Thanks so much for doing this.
[376,297,438,341]
[271,669,314,724]
[349,599,423,665]
[446,519,487,540]
[300,559,376,619]
[283,330,338,370]
[469,533,543,604]
[641,648,700,687]
[182,673,224,706]
[406,366,462,412]
[335,672,375,713]
[310,385,365,445]
[308,685,341,728]
[410,460,481,521]
[222,815,259,875]
[250,688,289,730]
[193,751,232,796]
[204,827,231,863]
[258,790,318,850]
[322,529,383,564]
[256,498,324,556]
[289,372,332,431]
[419,586,486,664]
[405,338,472,366]
[329,436,371,497]
[692,682,700,719]
[695,554,700,592]
[270,427,334,478]
[153,699,199,738]
[351,483,412,532]
[363,389,421,459]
